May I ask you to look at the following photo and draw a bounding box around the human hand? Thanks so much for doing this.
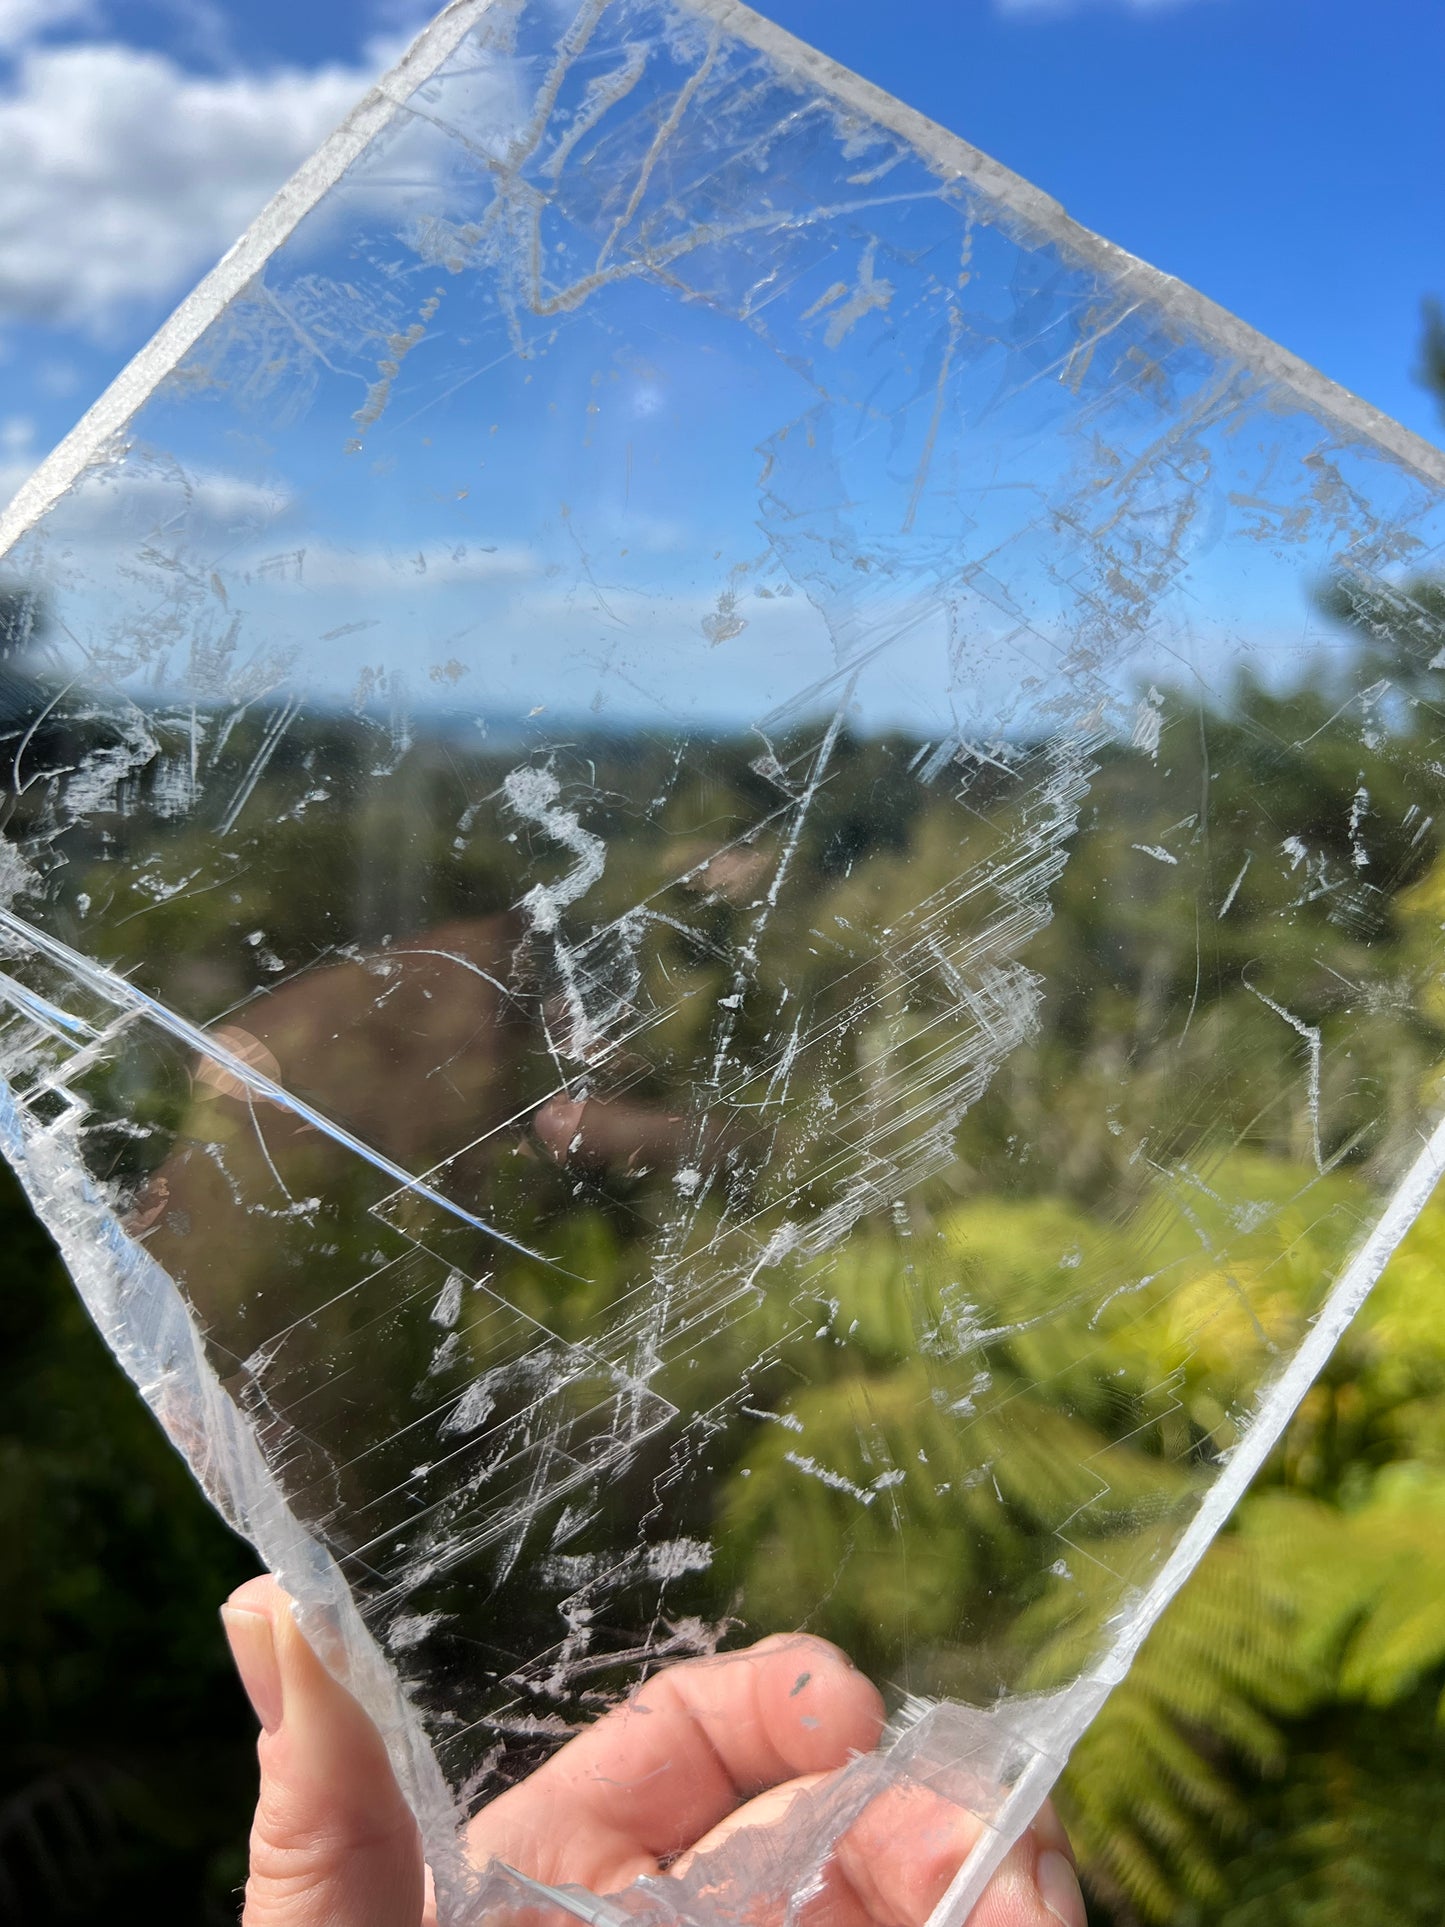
[222,1576,1085,1927]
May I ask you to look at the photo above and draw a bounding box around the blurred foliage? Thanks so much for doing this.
[0,1162,257,1923]
[9,695,1445,1927]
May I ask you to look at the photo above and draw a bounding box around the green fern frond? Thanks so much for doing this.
[1054,1468,1445,1923]
[1052,1527,1316,1922]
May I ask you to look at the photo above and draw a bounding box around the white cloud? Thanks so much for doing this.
[1,445,300,533]
[0,0,96,53]
[0,39,376,333]
[63,462,299,537]
[244,539,541,591]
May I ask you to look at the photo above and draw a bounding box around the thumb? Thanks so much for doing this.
[222,1575,425,1927]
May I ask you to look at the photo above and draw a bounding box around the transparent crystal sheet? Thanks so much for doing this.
[2,1,1445,1921]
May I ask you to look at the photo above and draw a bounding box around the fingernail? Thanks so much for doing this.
[1032,1804,1075,1865]
[1037,1848,1087,1927]
[222,1605,284,1734]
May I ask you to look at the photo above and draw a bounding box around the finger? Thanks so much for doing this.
[827,1793,1083,1927]
[668,1770,832,1873]
[964,1828,1088,1927]
[827,1780,984,1927]
[833,1787,1086,1927]
[466,1633,884,1891]
[676,1778,1083,1927]
[223,1575,425,1927]
[667,1774,974,1927]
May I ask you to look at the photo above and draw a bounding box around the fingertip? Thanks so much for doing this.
[222,1599,284,1736]
[837,1794,1086,1927]
[226,1572,291,1616]
[748,1629,859,1672]
[1030,1800,1076,1870]
[750,1633,885,1776]
[1036,1849,1088,1927]
[838,1781,987,1924]
[223,1580,370,1749]
[232,1581,425,1927]
[968,1831,1088,1927]
[220,1571,410,1839]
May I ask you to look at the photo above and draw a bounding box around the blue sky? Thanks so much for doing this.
[0,0,1440,508]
